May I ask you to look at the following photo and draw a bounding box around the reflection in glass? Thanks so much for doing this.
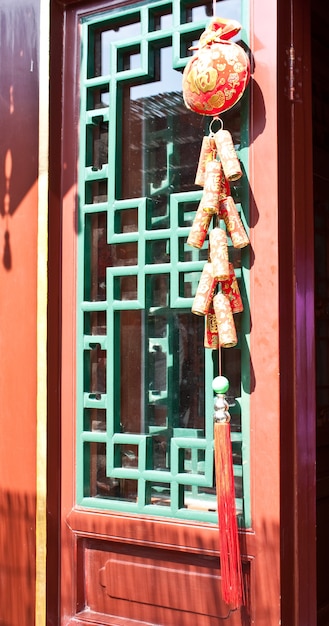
[86,120,108,169]
[84,408,106,432]
[114,208,138,234]
[85,180,108,204]
[85,213,108,301]
[119,45,202,202]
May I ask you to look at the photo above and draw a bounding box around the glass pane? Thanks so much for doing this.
[119,46,201,202]
[84,345,106,395]
[84,311,107,335]
[84,408,107,432]
[85,213,109,301]
[119,310,142,434]
[86,120,108,169]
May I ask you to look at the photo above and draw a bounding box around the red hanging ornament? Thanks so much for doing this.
[183,16,249,608]
[182,17,250,117]
[221,263,244,314]
[204,302,219,349]
[192,262,218,316]
[194,135,217,186]
[213,292,237,348]
[219,195,250,249]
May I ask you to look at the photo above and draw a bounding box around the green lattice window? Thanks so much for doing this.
[77,0,250,526]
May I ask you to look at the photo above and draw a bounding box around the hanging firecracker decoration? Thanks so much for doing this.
[182,12,250,608]
[204,302,219,349]
[222,263,244,314]
[183,13,250,357]
[192,262,218,316]
[213,292,237,348]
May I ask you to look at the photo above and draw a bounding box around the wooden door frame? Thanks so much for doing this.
[46,0,317,623]
[278,0,317,624]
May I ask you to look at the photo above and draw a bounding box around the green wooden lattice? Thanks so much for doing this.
[76,0,250,526]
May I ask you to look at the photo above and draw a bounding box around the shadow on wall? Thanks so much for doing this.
[0,489,36,626]
[0,2,39,270]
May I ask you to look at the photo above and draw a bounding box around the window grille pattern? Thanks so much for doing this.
[77,0,250,525]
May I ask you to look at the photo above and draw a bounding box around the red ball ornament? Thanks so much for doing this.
[182,17,250,116]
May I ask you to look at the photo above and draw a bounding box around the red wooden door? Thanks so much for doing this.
[277,0,316,623]
[47,0,317,624]
[311,2,329,623]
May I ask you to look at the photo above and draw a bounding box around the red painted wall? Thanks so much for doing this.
[0,2,39,624]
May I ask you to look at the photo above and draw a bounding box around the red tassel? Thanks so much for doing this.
[214,420,244,607]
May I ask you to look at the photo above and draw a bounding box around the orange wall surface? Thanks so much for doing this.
[0,1,40,624]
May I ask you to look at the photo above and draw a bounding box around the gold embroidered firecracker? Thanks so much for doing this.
[187,201,213,249]
[192,262,218,316]
[213,292,237,348]
[214,129,243,181]
[204,302,219,349]
[202,160,222,215]
[195,136,217,186]
[221,263,244,314]
[218,165,231,200]
[219,196,249,249]
[209,227,230,281]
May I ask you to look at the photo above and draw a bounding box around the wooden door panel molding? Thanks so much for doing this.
[86,541,250,623]
[65,509,255,624]
[66,609,247,626]
[65,537,252,626]
[67,507,257,555]
[63,509,262,626]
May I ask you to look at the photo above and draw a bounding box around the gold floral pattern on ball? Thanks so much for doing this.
[182,18,250,116]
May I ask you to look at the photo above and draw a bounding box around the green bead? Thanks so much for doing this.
[212,375,229,394]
